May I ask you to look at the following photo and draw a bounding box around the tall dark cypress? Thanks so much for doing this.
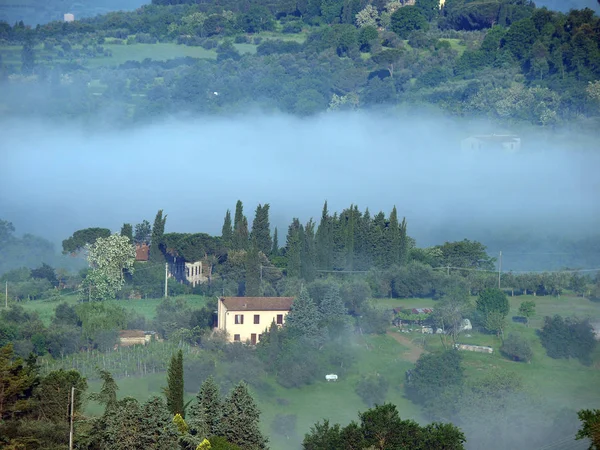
[251,203,272,255]
[301,219,317,282]
[120,223,133,244]
[233,200,249,250]
[164,350,184,417]
[221,209,233,250]
[371,211,387,268]
[345,205,356,270]
[285,218,302,278]
[399,217,409,266]
[245,242,261,297]
[388,206,400,266]
[316,201,333,270]
[271,227,279,257]
[150,209,167,263]
[21,33,35,75]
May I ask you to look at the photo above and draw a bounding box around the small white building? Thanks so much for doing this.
[461,134,521,152]
[64,13,75,22]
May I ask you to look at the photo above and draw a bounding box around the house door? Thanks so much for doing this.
[251,334,257,345]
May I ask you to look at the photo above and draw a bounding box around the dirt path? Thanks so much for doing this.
[387,331,427,363]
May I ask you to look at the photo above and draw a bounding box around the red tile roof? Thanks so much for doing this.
[135,243,149,261]
[220,297,294,311]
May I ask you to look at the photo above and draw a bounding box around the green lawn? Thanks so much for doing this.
[440,38,466,55]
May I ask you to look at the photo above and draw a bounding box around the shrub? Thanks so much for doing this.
[234,35,249,44]
[539,315,597,365]
[356,373,389,407]
[501,333,533,362]
[283,21,303,33]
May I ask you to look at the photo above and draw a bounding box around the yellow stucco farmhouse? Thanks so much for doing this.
[217,296,294,344]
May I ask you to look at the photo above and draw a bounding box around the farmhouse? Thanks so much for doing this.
[461,134,521,152]
[118,330,156,347]
[170,259,212,287]
[135,243,149,262]
[217,296,294,344]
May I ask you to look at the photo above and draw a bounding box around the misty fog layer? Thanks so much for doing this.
[2,111,599,257]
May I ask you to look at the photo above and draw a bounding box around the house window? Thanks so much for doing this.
[235,314,244,325]
[254,315,260,324]
[234,334,240,341]
[276,314,283,325]
[258,334,262,341]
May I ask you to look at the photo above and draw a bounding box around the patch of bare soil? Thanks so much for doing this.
[387,331,427,363]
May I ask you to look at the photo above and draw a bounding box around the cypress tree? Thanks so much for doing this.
[371,212,387,268]
[399,217,408,266]
[285,218,302,278]
[150,209,167,263]
[319,284,349,338]
[221,382,268,450]
[271,227,279,257]
[345,205,356,270]
[251,203,272,255]
[21,33,35,75]
[164,350,184,417]
[245,242,261,297]
[301,219,317,282]
[388,206,400,266]
[120,223,133,243]
[233,200,249,250]
[316,201,333,270]
[222,209,233,249]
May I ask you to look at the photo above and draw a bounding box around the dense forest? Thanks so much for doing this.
[0,0,599,127]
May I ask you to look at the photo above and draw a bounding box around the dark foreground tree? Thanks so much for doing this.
[220,382,268,450]
[576,409,600,449]
[303,403,466,450]
[164,350,184,416]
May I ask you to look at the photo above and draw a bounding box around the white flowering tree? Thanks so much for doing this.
[355,4,379,28]
[84,234,136,301]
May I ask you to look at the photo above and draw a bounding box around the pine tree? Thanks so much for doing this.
[138,397,180,449]
[164,350,184,417]
[399,216,409,266]
[233,200,249,250]
[150,209,167,263]
[316,201,333,270]
[221,210,233,249]
[245,242,261,297]
[319,284,349,338]
[345,206,356,270]
[271,227,279,257]
[371,212,387,268]
[89,369,119,412]
[285,219,302,278]
[301,219,317,282]
[285,287,324,347]
[120,223,133,243]
[221,382,268,450]
[251,204,272,255]
[189,376,223,438]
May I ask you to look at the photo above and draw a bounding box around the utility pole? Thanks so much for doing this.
[5,281,7,309]
[164,262,168,298]
[446,266,450,276]
[260,265,263,284]
[498,251,502,289]
[68,386,75,450]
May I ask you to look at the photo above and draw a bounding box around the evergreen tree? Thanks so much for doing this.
[245,242,261,297]
[271,227,279,257]
[221,210,233,249]
[345,206,356,270]
[189,376,222,438]
[138,397,180,449]
[399,217,408,266]
[251,204,272,255]
[89,369,119,412]
[120,223,133,244]
[316,201,333,270]
[285,218,302,278]
[285,287,324,347]
[134,220,152,244]
[233,201,249,250]
[164,350,184,417]
[319,284,349,337]
[100,397,143,450]
[388,206,400,266]
[221,382,268,450]
[301,219,317,282]
[150,209,167,263]
[371,212,388,268]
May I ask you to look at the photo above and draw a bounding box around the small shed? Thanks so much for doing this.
[461,134,521,152]
[118,330,153,347]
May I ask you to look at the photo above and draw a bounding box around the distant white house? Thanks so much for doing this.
[461,134,521,152]
[64,13,74,22]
